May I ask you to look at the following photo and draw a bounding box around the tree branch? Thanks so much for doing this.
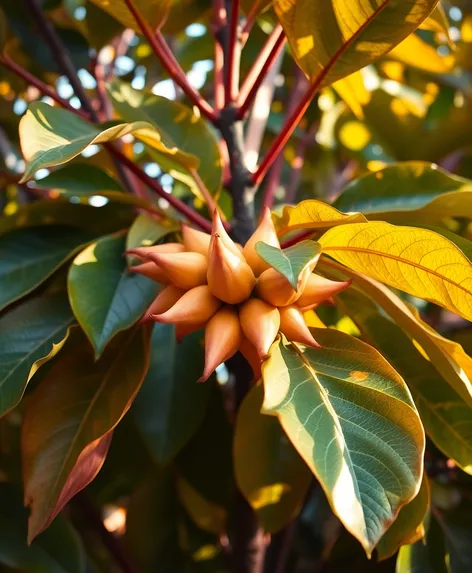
[237,25,286,120]
[123,0,217,122]
[225,0,241,104]
[212,0,227,112]
[251,79,319,186]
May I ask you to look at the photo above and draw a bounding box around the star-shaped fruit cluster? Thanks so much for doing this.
[128,209,350,382]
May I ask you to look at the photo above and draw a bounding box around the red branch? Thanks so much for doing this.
[251,80,319,186]
[237,25,286,119]
[280,230,315,249]
[123,0,217,122]
[225,0,240,104]
[0,55,213,233]
[212,0,226,111]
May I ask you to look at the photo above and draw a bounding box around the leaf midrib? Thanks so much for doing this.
[323,245,472,297]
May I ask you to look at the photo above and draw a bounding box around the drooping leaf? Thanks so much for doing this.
[262,329,425,556]
[273,0,439,85]
[388,33,454,74]
[234,383,311,533]
[420,3,451,38]
[133,323,209,464]
[19,102,159,181]
[0,293,74,418]
[34,163,123,194]
[89,0,171,33]
[68,233,159,357]
[334,162,472,222]
[0,484,85,573]
[22,325,151,542]
[332,71,371,119]
[318,260,472,411]
[255,240,321,290]
[337,288,472,476]
[376,474,429,560]
[108,81,223,197]
[273,200,367,237]
[0,226,93,312]
[319,222,472,321]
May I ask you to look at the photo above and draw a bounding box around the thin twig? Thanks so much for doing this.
[285,121,317,204]
[212,0,226,111]
[240,0,265,45]
[237,25,286,119]
[188,167,227,223]
[225,0,241,104]
[122,0,217,122]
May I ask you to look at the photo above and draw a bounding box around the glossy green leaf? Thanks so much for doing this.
[19,102,157,182]
[126,213,179,263]
[273,200,367,237]
[22,325,151,542]
[273,0,439,85]
[0,484,85,573]
[320,222,472,322]
[0,293,74,418]
[262,329,425,556]
[108,81,223,197]
[334,162,472,222]
[133,323,209,464]
[377,476,429,561]
[255,240,321,290]
[337,288,472,476]
[89,0,171,33]
[0,226,93,312]
[34,163,123,194]
[68,233,159,357]
[319,260,472,411]
[235,383,311,533]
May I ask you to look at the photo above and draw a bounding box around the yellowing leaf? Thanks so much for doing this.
[262,330,425,556]
[273,200,367,237]
[89,0,171,33]
[19,102,158,182]
[420,3,453,46]
[320,222,472,321]
[274,0,439,85]
[332,71,371,119]
[389,34,454,73]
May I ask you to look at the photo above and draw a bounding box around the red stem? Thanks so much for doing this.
[240,0,263,45]
[280,230,315,249]
[251,80,319,186]
[236,25,286,119]
[225,0,240,104]
[122,0,217,122]
[0,55,213,233]
[212,0,226,111]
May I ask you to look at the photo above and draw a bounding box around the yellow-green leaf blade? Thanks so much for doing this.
[19,102,156,182]
[273,200,367,237]
[320,222,472,321]
[262,330,425,556]
[274,0,439,85]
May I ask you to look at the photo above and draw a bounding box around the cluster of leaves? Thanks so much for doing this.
[2,1,472,573]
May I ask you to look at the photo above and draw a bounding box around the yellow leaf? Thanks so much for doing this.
[332,71,371,119]
[388,34,454,73]
[273,200,367,237]
[320,222,472,321]
[274,0,440,85]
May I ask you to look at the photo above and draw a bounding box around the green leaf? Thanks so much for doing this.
[377,475,429,560]
[262,329,425,556]
[234,383,311,533]
[255,240,321,290]
[318,260,472,408]
[89,0,171,34]
[19,102,158,182]
[337,288,472,476]
[34,163,123,194]
[68,233,159,357]
[126,213,179,263]
[0,226,93,312]
[22,325,151,542]
[334,162,472,222]
[108,81,223,197]
[0,293,74,418]
[273,199,367,237]
[273,0,439,85]
[0,484,85,573]
[319,222,472,322]
[397,517,448,573]
[133,323,209,464]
